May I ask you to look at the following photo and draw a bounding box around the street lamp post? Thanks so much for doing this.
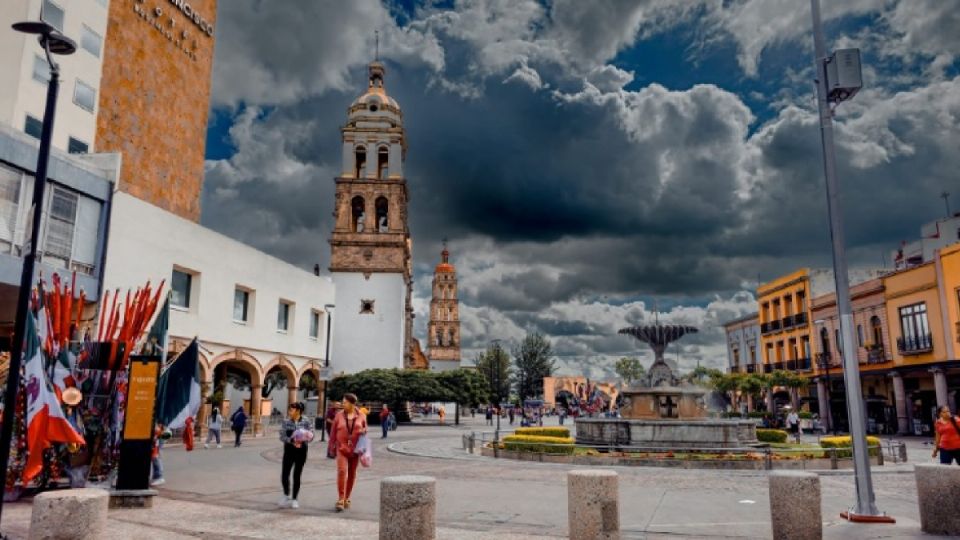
[320,304,334,442]
[810,0,892,522]
[0,20,75,527]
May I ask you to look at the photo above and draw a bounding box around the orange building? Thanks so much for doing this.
[95,0,218,221]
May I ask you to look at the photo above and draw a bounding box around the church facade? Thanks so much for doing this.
[329,61,415,373]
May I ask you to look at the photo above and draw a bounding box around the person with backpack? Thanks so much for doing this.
[932,405,960,465]
[231,406,248,447]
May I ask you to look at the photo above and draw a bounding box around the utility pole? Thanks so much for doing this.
[810,0,892,523]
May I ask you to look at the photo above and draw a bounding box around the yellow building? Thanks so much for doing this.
[881,256,957,434]
[757,269,827,375]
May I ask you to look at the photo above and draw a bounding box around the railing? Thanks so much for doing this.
[866,347,887,364]
[794,312,808,325]
[761,322,771,334]
[794,357,812,371]
[897,333,933,355]
[770,320,782,332]
[746,364,757,373]
[815,352,840,369]
[781,315,795,329]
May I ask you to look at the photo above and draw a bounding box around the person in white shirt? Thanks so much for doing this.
[205,407,223,448]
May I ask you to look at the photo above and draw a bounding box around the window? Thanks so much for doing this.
[42,0,64,31]
[24,115,43,139]
[33,55,50,83]
[355,147,366,178]
[856,324,864,347]
[233,288,250,322]
[0,165,22,246]
[74,80,96,112]
[870,315,883,347]
[898,302,929,345]
[277,301,292,332]
[375,196,388,232]
[44,188,77,262]
[360,299,375,314]
[68,137,88,154]
[351,196,365,232]
[80,25,102,58]
[834,329,842,354]
[309,310,320,339]
[171,269,192,309]
[377,147,389,178]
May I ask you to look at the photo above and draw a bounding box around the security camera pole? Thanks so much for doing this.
[810,0,893,523]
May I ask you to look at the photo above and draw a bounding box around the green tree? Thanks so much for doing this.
[511,333,556,400]
[614,357,645,386]
[685,365,722,385]
[708,371,742,408]
[474,342,512,403]
[738,374,766,411]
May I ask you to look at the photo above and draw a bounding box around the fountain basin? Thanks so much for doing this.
[575,417,758,449]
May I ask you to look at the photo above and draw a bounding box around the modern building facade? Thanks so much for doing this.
[892,214,960,270]
[0,124,114,341]
[427,244,461,371]
[329,60,414,373]
[0,0,108,154]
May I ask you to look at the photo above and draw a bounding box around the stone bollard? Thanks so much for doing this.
[916,463,960,535]
[769,471,821,540]
[29,488,109,540]
[380,475,436,540]
[568,469,619,540]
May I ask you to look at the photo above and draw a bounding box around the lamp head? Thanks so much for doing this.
[12,21,77,55]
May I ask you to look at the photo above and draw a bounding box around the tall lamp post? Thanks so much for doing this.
[0,20,75,526]
[319,304,334,442]
[809,0,892,523]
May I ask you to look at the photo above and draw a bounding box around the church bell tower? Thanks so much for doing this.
[427,243,461,370]
[329,60,414,372]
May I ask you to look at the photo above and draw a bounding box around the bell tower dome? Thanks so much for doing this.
[329,59,414,372]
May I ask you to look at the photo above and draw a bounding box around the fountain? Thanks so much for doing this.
[575,321,758,449]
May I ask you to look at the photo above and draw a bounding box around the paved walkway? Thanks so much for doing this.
[0,417,946,539]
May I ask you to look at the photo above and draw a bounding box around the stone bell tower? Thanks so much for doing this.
[329,60,414,372]
[427,243,461,370]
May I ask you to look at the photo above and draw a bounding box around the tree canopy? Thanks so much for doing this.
[474,342,512,402]
[326,368,489,408]
[511,332,556,400]
[614,357,645,386]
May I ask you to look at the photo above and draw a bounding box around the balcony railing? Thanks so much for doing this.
[781,315,795,329]
[897,334,933,355]
[794,312,808,325]
[794,357,812,371]
[815,352,840,369]
[760,321,771,334]
[866,347,887,364]
[746,364,757,373]
[769,319,782,332]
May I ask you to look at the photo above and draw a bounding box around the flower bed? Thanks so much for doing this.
[819,435,881,458]
[513,427,570,438]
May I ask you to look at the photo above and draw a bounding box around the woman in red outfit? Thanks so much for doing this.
[933,405,960,465]
[332,393,367,511]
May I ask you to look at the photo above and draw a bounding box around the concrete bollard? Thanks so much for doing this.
[916,463,960,535]
[769,471,821,540]
[568,469,619,540]
[29,488,109,540]
[380,475,436,540]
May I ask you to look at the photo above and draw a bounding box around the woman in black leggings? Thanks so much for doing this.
[278,402,313,509]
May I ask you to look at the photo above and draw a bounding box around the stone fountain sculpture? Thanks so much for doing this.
[617,324,707,420]
[574,319,758,449]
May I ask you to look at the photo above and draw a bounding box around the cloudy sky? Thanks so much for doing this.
[200,0,960,379]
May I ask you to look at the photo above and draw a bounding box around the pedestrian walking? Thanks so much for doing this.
[932,405,960,465]
[205,407,223,448]
[438,405,446,425]
[508,407,515,425]
[325,401,341,438]
[332,393,367,511]
[278,402,313,509]
[379,404,390,439]
[230,406,247,447]
[183,416,195,451]
[786,409,800,443]
[151,423,168,486]
[485,406,493,426]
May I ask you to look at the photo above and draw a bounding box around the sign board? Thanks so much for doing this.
[319,367,334,381]
[124,358,160,440]
[116,355,161,491]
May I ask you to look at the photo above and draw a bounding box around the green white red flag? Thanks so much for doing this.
[22,312,84,483]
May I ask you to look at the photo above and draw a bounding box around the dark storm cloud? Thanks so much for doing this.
[202,0,960,370]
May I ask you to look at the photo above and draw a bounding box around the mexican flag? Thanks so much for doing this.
[155,339,201,430]
[23,313,84,483]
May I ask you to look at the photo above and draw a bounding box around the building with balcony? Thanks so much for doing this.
[722,312,759,375]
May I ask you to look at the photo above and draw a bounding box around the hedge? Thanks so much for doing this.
[747,411,768,418]
[820,436,881,458]
[756,429,788,443]
[514,427,570,438]
[502,434,575,455]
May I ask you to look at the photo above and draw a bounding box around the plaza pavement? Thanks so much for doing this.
[0,415,947,538]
